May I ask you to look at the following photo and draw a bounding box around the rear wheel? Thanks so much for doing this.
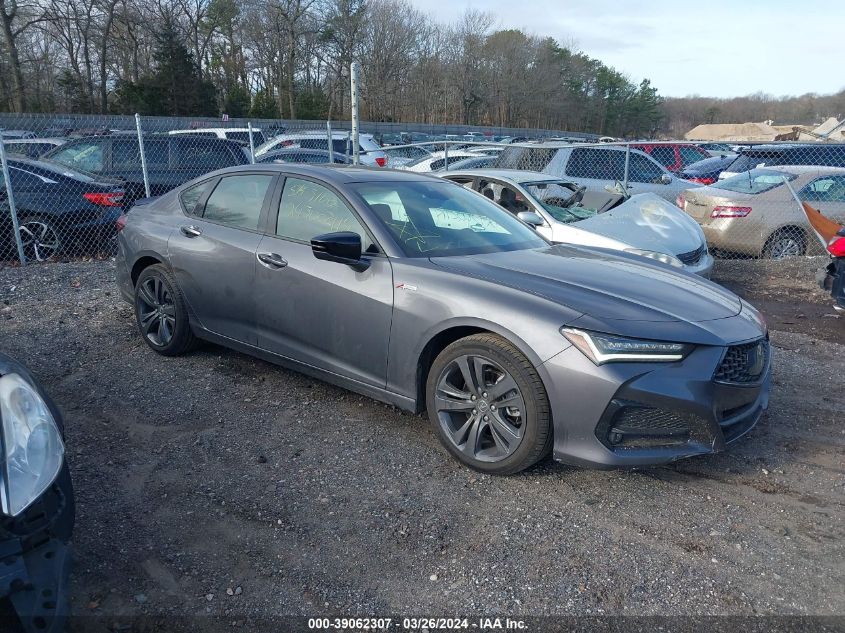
[763,228,806,259]
[134,264,198,356]
[18,217,62,261]
[426,333,551,475]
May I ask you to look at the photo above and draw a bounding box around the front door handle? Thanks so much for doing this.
[180,225,202,238]
[257,252,288,269]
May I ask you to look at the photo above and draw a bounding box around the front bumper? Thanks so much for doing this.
[0,466,74,633]
[541,340,771,468]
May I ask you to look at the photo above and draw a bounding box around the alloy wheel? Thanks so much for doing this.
[136,276,177,347]
[434,354,526,462]
[19,221,60,261]
[769,236,803,259]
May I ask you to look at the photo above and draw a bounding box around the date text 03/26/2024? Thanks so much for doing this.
[307,617,528,630]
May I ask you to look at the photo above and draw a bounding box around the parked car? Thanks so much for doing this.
[818,226,845,311]
[42,134,249,201]
[0,129,36,140]
[630,143,711,173]
[433,156,496,171]
[0,351,74,632]
[116,164,770,475]
[255,132,387,167]
[381,144,433,168]
[719,143,845,180]
[3,138,66,159]
[168,127,267,147]
[493,143,699,201]
[440,169,713,276]
[697,142,735,156]
[677,154,738,185]
[256,149,350,165]
[401,150,479,172]
[677,166,845,259]
[1,155,126,260]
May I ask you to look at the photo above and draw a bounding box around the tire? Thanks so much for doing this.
[134,264,198,356]
[18,216,63,261]
[763,228,806,260]
[426,333,552,475]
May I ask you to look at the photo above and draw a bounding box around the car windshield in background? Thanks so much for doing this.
[352,181,547,257]
[713,169,796,195]
[523,183,599,223]
[36,158,103,183]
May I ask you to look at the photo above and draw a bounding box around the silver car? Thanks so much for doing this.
[495,143,700,202]
[441,169,714,276]
[115,165,770,475]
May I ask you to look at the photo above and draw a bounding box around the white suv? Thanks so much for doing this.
[255,132,387,167]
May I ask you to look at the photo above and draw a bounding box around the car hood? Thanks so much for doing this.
[430,244,743,329]
[575,193,704,255]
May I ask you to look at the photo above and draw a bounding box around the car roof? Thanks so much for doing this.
[440,169,566,183]
[748,165,845,175]
[170,127,260,133]
[216,163,440,184]
[3,137,65,144]
[740,143,845,152]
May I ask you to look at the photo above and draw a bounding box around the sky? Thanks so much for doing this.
[408,0,845,99]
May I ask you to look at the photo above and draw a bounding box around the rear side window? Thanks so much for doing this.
[202,174,274,230]
[113,139,169,168]
[801,175,845,202]
[180,180,212,215]
[178,138,239,169]
[729,150,786,173]
[494,147,555,171]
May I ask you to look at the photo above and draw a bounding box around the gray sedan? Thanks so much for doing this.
[115,165,771,475]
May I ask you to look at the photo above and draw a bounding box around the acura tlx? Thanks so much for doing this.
[115,164,770,474]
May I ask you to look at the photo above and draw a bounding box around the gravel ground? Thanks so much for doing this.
[0,258,842,629]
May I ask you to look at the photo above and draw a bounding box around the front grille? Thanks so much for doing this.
[603,404,699,449]
[613,407,691,433]
[677,244,706,265]
[715,338,770,384]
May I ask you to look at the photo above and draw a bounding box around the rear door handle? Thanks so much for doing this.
[257,252,288,269]
[180,225,202,238]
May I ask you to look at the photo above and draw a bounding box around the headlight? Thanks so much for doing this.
[561,328,693,365]
[624,248,684,268]
[0,373,64,516]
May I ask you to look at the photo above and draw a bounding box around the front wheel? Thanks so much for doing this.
[134,264,198,356]
[426,333,552,475]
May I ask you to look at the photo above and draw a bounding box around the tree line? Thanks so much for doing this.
[0,0,839,137]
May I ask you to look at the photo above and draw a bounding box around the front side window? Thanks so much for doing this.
[627,153,665,183]
[680,145,709,167]
[353,181,547,257]
[202,174,273,230]
[276,177,373,250]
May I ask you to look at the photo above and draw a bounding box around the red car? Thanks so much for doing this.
[630,143,711,173]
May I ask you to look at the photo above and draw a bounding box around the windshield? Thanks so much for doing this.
[522,182,599,223]
[352,181,547,257]
[712,169,796,195]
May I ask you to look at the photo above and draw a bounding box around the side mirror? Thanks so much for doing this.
[517,211,544,227]
[311,231,370,272]
[660,173,673,185]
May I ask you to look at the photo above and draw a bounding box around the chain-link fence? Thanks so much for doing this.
[1,113,843,273]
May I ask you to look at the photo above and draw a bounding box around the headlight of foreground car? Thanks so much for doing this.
[624,248,684,268]
[561,328,693,365]
[0,373,64,516]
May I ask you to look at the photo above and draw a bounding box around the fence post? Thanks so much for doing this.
[247,121,256,164]
[623,142,630,191]
[326,121,334,163]
[135,114,151,198]
[444,141,449,170]
[0,132,26,265]
[350,61,360,166]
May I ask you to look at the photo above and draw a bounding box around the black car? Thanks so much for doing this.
[723,143,845,178]
[677,154,737,185]
[819,227,845,311]
[0,353,74,633]
[42,134,249,202]
[1,155,126,261]
[256,148,350,165]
